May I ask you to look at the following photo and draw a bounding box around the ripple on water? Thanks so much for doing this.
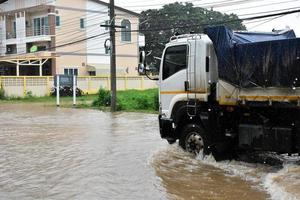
[0,104,299,200]
[151,145,270,200]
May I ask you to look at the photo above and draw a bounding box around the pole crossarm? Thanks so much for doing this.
[100,24,126,29]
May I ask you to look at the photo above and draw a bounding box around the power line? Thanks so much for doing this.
[120,8,300,33]
[236,6,300,16]
[115,0,203,8]
[118,0,248,8]
[248,14,286,30]
[122,0,260,11]
[194,0,261,8]
[47,7,300,55]
[54,5,107,14]
[56,52,138,57]
[8,7,300,55]
[51,32,109,49]
[12,31,109,57]
[223,0,300,12]
[4,4,300,59]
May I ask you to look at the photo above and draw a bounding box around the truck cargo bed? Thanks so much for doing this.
[205,26,300,88]
[217,80,300,105]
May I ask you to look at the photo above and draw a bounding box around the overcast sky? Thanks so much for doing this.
[106,0,300,36]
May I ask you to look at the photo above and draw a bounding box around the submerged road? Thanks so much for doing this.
[0,104,299,200]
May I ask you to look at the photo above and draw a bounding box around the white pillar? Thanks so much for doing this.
[39,59,42,76]
[16,11,26,54]
[0,15,7,56]
[56,75,60,107]
[73,75,76,106]
[16,61,20,76]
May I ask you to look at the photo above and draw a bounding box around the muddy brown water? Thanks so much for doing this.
[0,104,299,200]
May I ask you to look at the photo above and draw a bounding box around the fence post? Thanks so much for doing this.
[56,75,60,107]
[46,76,50,96]
[23,77,26,97]
[73,75,76,106]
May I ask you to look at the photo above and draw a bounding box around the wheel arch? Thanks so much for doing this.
[170,101,206,138]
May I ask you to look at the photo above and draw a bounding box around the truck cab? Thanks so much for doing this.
[139,27,300,162]
[159,34,217,119]
[158,34,217,144]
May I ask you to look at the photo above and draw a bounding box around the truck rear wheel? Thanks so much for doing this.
[179,124,209,155]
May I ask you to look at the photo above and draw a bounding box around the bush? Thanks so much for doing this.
[135,96,151,109]
[93,88,159,112]
[25,91,33,98]
[92,88,111,107]
[0,84,5,100]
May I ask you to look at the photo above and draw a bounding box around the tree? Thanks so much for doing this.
[140,2,246,67]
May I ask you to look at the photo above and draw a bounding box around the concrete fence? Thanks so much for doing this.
[0,76,157,97]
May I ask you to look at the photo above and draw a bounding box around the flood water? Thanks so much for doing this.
[0,104,299,200]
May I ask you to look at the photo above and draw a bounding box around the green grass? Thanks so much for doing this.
[0,89,159,113]
[0,95,98,107]
[117,89,158,112]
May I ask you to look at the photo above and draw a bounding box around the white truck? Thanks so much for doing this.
[139,26,300,163]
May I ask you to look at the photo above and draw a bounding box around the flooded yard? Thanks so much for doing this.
[0,104,299,200]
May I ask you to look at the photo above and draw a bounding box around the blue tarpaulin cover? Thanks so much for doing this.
[204,26,300,87]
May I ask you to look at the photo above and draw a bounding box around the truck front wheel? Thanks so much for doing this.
[179,124,209,155]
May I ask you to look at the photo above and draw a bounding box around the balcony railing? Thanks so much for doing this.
[26,26,50,37]
[6,32,16,39]
[5,26,50,40]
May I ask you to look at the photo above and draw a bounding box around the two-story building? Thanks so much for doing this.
[0,0,142,76]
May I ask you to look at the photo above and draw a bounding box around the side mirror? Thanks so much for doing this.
[138,51,146,75]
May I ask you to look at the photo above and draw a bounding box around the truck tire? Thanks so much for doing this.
[179,124,209,155]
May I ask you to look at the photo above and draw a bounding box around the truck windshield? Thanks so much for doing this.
[163,45,188,80]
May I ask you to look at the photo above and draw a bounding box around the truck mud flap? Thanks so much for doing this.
[158,115,174,140]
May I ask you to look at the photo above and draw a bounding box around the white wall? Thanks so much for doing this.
[86,0,110,65]
[16,12,26,54]
[0,76,157,97]
[0,17,6,55]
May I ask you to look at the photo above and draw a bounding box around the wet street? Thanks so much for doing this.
[0,104,299,200]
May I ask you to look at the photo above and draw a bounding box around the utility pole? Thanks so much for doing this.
[109,0,117,112]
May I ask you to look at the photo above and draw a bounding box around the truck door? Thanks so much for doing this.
[159,44,189,117]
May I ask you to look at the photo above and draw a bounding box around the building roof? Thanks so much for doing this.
[0,52,57,61]
[90,0,140,17]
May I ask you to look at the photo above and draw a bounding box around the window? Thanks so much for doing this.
[80,18,85,29]
[163,45,188,80]
[33,18,40,35]
[121,19,131,42]
[56,16,61,27]
[89,71,96,76]
[13,21,16,37]
[33,16,49,35]
[64,68,78,76]
[6,44,17,54]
